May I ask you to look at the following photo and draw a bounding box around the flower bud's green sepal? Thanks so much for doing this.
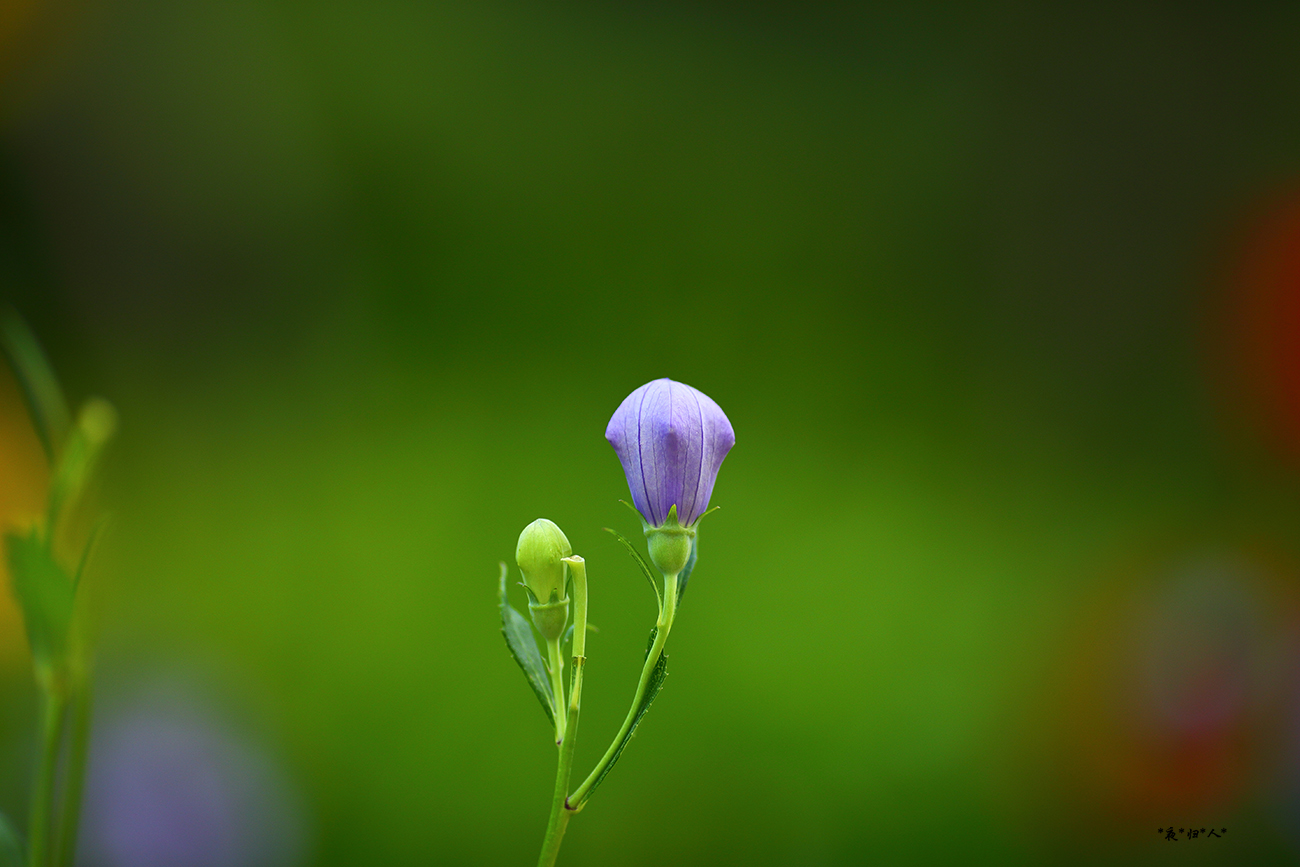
[516,518,572,604]
[644,505,694,577]
[527,595,570,643]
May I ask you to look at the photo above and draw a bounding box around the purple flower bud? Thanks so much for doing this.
[605,378,735,529]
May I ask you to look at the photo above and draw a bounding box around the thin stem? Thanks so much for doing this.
[567,557,587,662]
[53,678,91,867]
[546,639,566,744]
[567,571,677,810]
[536,659,582,867]
[27,676,66,867]
[537,556,588,867]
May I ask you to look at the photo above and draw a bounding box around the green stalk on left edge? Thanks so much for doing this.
[536,555,588,867]
[53,670,91,867]
[27,671,66,867]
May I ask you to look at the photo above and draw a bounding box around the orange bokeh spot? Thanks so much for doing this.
[1221,184,1300,461]
[0,363,49,670]
[1038,543,1297,834]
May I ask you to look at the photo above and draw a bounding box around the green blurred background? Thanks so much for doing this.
[3,1,1300,864]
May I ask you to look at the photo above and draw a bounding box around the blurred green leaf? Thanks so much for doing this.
[6,529,74,668]
[498,563,554,728]
[584,627,668,801]
[0,309,69,465]
[0,811,21,867]
[603,527,661,611]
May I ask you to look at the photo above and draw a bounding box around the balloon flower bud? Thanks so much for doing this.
[605,378,735,575]
[516,518,572,641]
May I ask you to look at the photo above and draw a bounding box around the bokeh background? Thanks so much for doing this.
[2,1,1300,864]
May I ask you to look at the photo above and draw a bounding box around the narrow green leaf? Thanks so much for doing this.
[616,499,647,526]
[0,811,22,867]
[585,628,668,799]
[6,530,73,667]
[603,527,661,611]
[0,309,69,465]
[498,563,555,727]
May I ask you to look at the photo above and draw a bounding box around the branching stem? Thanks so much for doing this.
[566,570,677,810]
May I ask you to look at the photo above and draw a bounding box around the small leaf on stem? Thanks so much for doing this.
[603,528,661,611]
[498,563,555,727]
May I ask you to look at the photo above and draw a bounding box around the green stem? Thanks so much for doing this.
[537,556,588,867]
[567,571,677,810]
[536,659,582,867]
[53,678,91,867]
[27,676,66,867]
[567,557,588,662]
[546,638,566,745]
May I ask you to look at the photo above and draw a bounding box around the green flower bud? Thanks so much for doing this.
[516,518,572,641]
[644,504,694,576]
